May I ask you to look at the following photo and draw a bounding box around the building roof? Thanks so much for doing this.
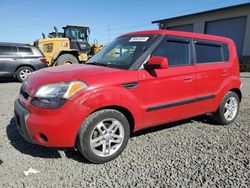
[152,3,250,23]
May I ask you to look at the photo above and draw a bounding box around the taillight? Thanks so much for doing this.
[39,58,48,63]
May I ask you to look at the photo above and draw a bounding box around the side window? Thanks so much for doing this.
[222,44,229,61]
[18,47,33,55]
[0,45,13,55]
[152,38,191,66]
[195,41,223,63]
[12,47,18,55]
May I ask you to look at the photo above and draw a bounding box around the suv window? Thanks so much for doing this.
[152,37,191,66]
[195,41,225,63]
[0,45,14,55]
[18,47,33,55]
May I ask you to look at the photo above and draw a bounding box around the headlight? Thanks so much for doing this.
[31,81,88,109]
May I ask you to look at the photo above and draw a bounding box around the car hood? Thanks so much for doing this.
[23,64,136,96]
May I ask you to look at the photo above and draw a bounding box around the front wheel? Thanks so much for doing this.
[212,91,240,125]
[77,109,130,164]
[55,54,79,66]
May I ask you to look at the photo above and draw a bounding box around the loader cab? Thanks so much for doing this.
[63,25,91,53]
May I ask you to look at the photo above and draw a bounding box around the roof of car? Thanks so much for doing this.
[0,42,30,47]
[120,30,233,44]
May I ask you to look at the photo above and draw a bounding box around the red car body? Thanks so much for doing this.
[15,30,241,148]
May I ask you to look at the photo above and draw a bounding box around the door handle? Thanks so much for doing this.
[222,70,229,76]
[184,76,193,81]
[12,58,18,60]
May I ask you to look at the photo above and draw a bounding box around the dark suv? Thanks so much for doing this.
[0,42,47,82]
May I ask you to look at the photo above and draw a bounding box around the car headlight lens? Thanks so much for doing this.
[31,81,88,109]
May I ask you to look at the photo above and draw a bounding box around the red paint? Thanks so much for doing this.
[16,30,241,147]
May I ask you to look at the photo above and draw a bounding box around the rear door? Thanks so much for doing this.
[0,45,19,76]
[17,46,34,65]
[138,36,196,128]
[193,39,230,114]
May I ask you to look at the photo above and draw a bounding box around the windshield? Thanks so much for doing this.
[86,35,154,70]
[65,27,89,42]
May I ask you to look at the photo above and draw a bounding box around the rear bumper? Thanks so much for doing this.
[32,62,48,70]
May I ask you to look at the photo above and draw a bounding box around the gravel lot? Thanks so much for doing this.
[0,74,249,187]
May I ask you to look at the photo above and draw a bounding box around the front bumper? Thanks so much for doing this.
[14,99,33,143]
[14,98,91,147]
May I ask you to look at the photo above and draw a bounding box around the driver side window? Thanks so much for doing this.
[152,37,191,67]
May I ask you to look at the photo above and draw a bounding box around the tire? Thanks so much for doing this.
[55,54,79,66]
[15,66,34,82]
[77,109,130,164]
[212,91,240,125]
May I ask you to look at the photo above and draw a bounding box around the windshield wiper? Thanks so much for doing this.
[86,62,108,67]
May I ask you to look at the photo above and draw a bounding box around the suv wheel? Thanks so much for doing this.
[16,66,33,82]
[77,109,130,164]
[212,91,240,125]
[55,54,79,66]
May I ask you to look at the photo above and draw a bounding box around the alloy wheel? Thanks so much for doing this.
[90,118,125,157]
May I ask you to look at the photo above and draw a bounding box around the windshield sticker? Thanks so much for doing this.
[129,37,149,42]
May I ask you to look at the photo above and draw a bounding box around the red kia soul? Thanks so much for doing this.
[14,30,241,163]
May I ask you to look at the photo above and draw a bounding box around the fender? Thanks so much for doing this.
[52,49,79,62]
[214,75,241,111]
[78,85,142,132]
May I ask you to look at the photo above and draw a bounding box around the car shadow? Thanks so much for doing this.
[6,114,215,163]
[7,117,92,163]
[131,114,215,137]
[6,117,61,159]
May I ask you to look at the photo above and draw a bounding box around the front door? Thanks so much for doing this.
[138,36,196,128]
[0,45,19,76]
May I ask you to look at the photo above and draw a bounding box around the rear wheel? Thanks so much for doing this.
[55,54,79,66]
[212,91,240,125]
[77,109,130,164]
[15,66,33,82]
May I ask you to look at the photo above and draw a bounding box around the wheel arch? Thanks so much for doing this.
[230,88,242,102]
[74,105,135,149]
[92,105,135,134]
[53,50,79,63]
[15,65,35,74]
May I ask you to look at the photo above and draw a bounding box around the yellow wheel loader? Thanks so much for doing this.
[37,25,102,66]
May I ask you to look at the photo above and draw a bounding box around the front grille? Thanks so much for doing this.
[20,87,29,100]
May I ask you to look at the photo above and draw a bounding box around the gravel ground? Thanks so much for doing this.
[0,74,250,187]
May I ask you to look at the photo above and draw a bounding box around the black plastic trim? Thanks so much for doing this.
[146,94,215,112]
[14,99,33,143]
[122,82,138,89]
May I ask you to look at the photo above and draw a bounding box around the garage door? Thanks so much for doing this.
[167,24,194,32]
[205,16,247,56]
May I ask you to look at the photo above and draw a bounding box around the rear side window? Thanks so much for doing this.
[152,38,191,66]
[18,47,33,55]
[222,44,229,61]
[195,40,228,63]
[0,45,14,55]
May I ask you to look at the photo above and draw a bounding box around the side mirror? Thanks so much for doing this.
[144,56,168,70]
